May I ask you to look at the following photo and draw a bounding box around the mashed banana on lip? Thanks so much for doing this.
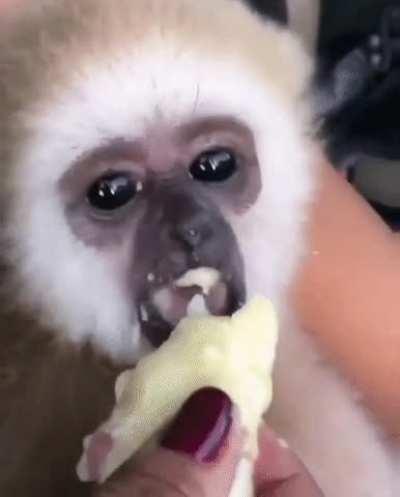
[175,267,221,294]
[149,267,220,324]
[77,296,278,486]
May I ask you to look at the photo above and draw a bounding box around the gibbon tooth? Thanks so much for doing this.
[186,294,209,316]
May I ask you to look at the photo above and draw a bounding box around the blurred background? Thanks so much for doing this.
[248,0,400,230]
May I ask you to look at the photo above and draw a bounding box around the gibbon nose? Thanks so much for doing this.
[173,212,214,250]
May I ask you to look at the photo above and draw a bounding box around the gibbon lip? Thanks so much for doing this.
[137,268,245,348]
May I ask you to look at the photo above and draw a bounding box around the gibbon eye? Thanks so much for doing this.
[189,149,237,182]
[87,173,139,211]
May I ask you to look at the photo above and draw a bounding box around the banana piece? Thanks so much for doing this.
[76,296,278,494]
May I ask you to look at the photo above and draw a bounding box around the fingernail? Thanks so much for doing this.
[86,431,114,482]
[161,387,233,463]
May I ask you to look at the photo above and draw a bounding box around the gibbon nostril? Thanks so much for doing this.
[178,227,202,247]
[174,217,213,249]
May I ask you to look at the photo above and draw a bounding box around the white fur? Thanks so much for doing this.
[10,47,304,359]
[8,15,399,497]
[287,0,320,53]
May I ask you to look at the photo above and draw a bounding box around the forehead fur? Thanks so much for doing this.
[0,0,311,116]
[0,0,313,192]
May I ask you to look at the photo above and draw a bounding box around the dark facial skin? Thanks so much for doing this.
[134,187,246,346]
[60,116,261,346]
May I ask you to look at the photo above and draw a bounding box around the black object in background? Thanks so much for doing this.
[317,4,400,166]
[246,0,287,24]
[243,1,400,230]
[318,0,396,54]
[316,3,400,230]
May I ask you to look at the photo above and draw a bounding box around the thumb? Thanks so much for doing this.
[95,388,245,497]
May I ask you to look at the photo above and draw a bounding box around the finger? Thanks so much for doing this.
[94,387,245,497]
[0,0,19,12]
[255,427,323,497]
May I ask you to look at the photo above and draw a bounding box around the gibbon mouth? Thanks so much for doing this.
[137,267,246,348]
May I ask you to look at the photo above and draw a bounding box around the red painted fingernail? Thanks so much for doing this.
[161,387,233,463]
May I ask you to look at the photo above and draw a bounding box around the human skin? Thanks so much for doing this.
[93,391,323,497]
[0,0,16,8]
[96,429,323,497]
[291,156,400,437]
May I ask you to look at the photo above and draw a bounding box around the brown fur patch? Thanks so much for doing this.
[0,310,122,496]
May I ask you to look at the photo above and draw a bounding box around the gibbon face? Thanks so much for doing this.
[0,0,313,362]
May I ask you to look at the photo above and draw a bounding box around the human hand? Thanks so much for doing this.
[93,388,322,497]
